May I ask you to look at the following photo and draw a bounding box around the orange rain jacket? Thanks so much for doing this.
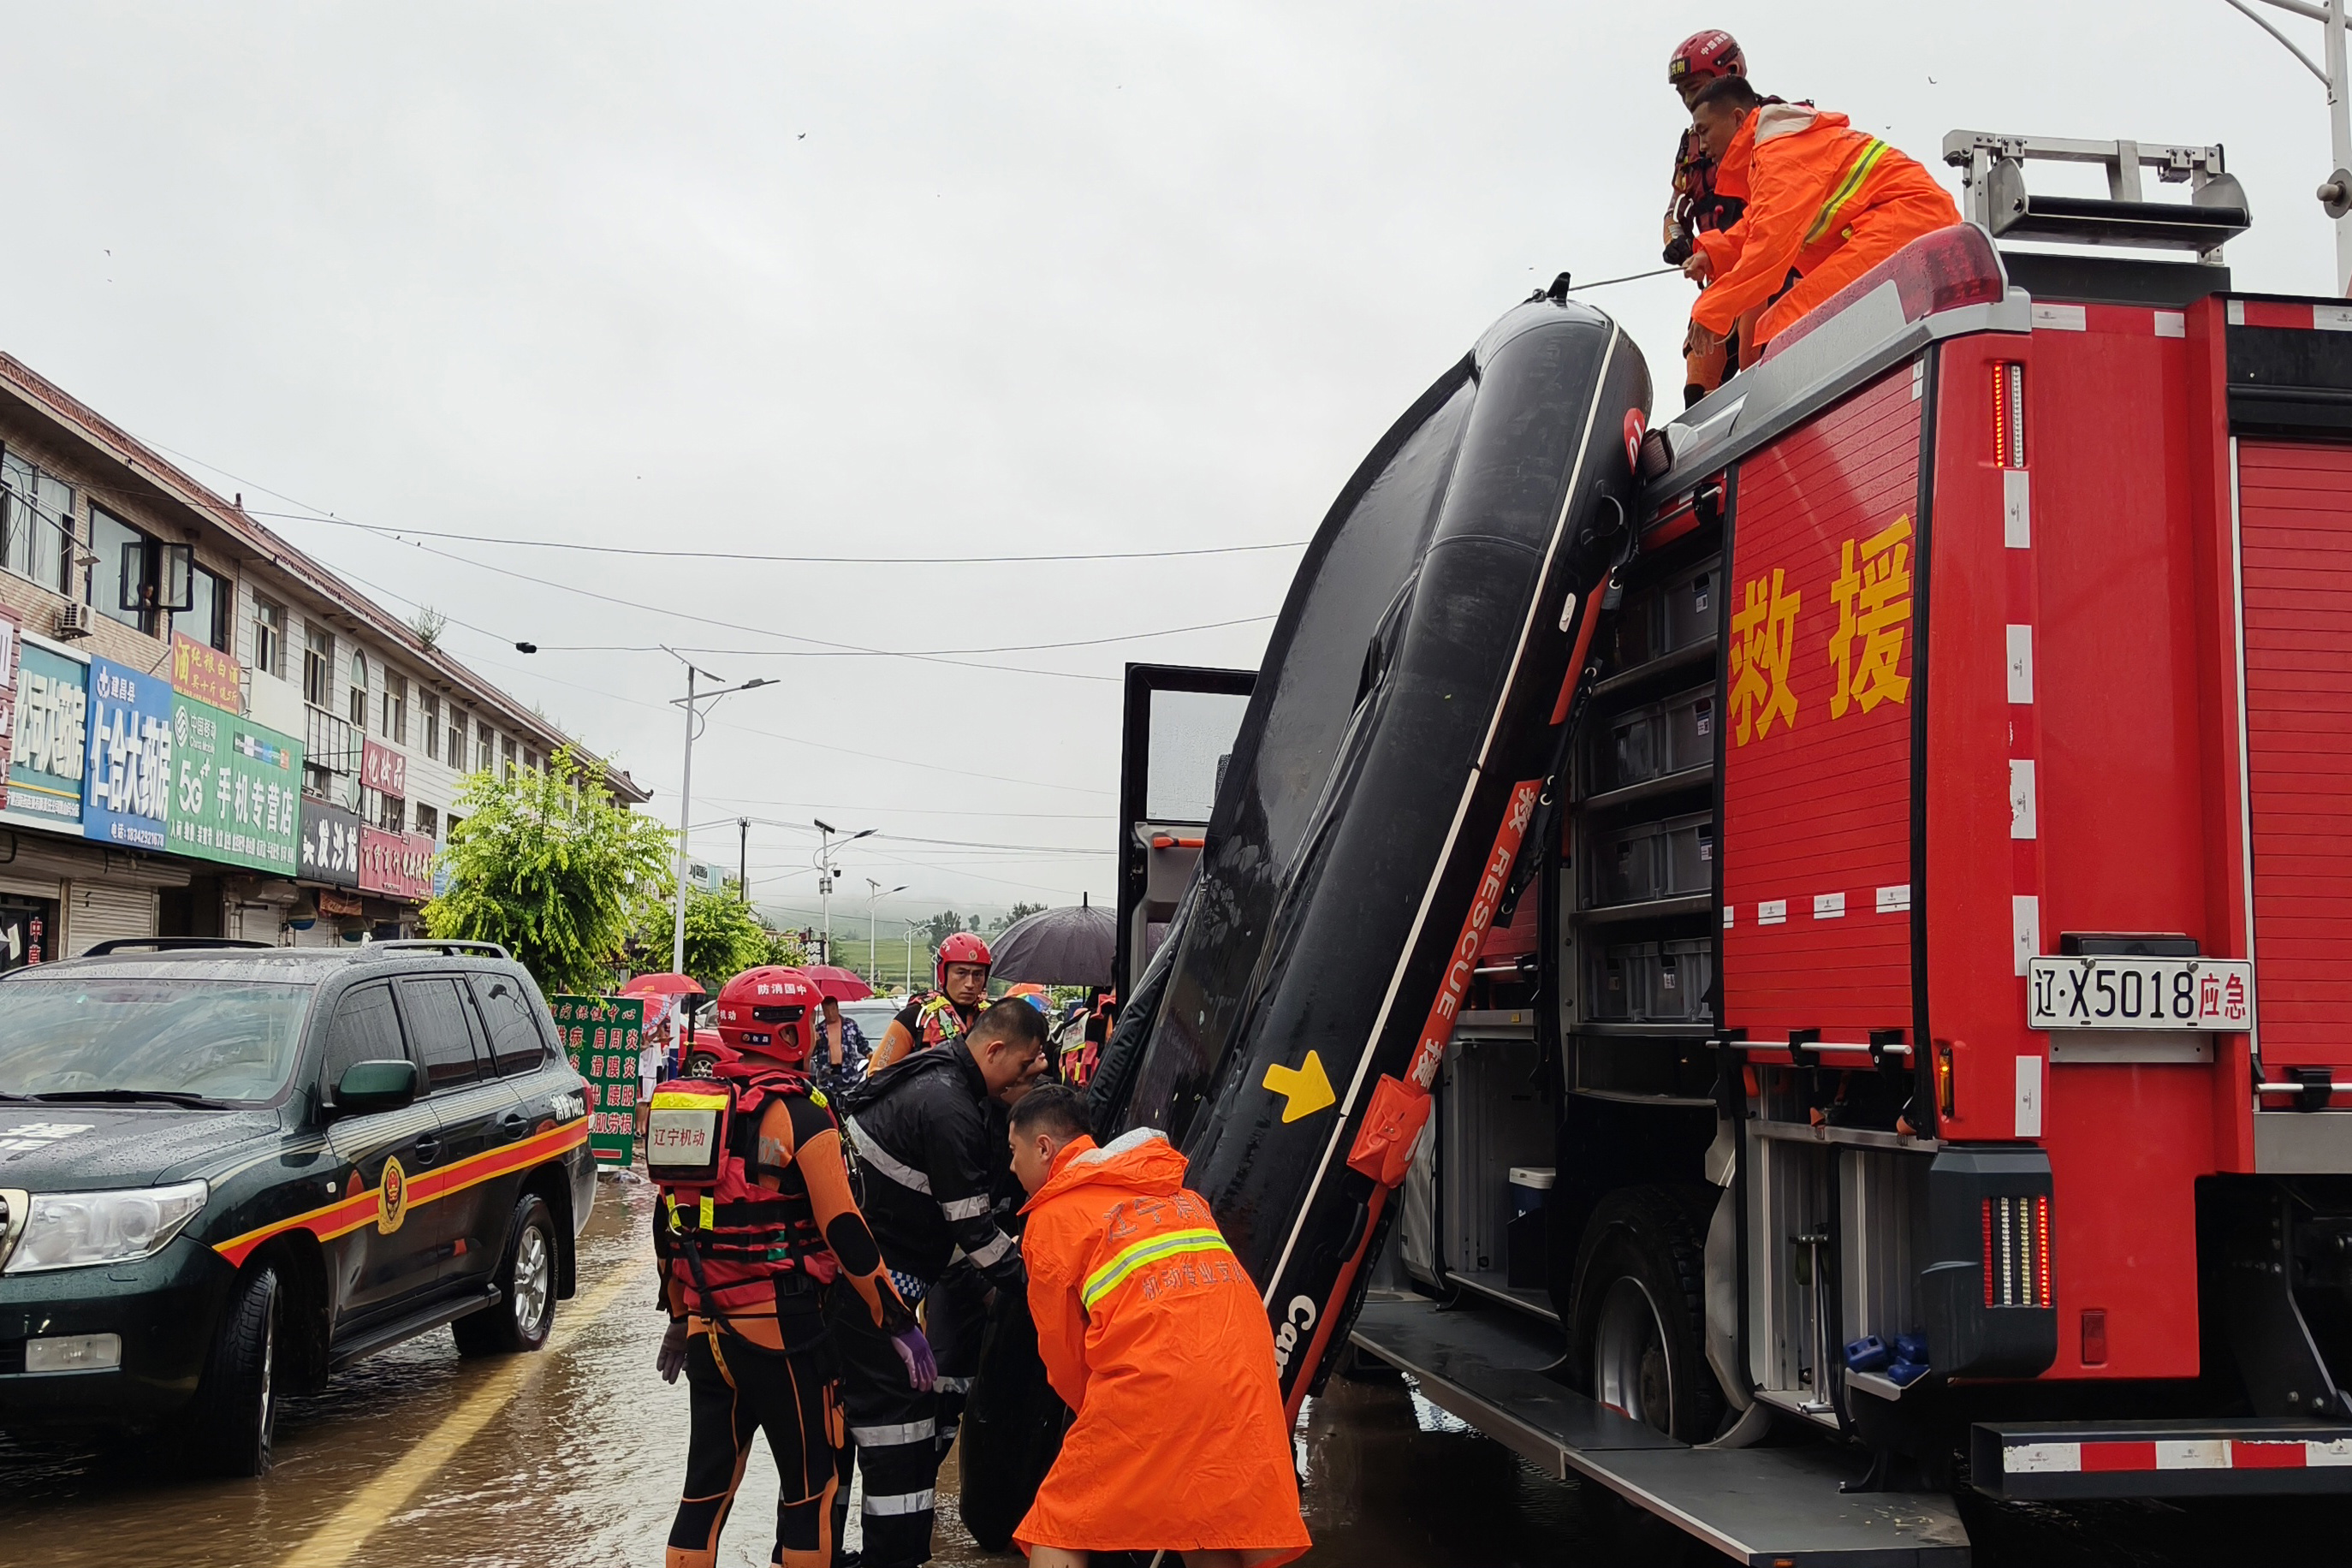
[1013,1130,1310,1565]
[1691,104,1961,347]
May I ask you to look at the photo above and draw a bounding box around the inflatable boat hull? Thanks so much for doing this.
[1104,296,1650,1411]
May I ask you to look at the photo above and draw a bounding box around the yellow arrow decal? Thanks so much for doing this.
[1263,1050,1336,1124]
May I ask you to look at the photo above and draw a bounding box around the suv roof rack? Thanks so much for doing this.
[1942,131,2251,264]
[365,939,514,960]
[80,937,274,956]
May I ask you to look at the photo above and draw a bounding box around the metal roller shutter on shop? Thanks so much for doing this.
[64,882,158,956]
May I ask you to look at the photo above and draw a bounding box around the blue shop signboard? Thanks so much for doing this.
[84,656,173,852]
[5,640,87,831]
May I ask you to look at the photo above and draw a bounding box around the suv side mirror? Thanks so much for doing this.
[333,1059,421,1115]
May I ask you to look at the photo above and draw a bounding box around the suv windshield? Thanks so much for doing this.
[0,977,314,1104]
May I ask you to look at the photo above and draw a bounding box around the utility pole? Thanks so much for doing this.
[738,817,750,905]
[812,818,875,968]
[866,878,906,985]
[665,655,774,977]
[2230,0,2352,294]
[905,918,918,993]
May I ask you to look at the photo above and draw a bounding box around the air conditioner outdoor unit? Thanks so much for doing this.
[54,602,91,639]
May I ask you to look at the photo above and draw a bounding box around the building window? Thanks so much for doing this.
[0,449,72,594]
[421,692,440,761]
[525,748,541,773]
[177,566,230,653]
[383,672,407,745]
[502,735,517,779]
[90,507,156,633]
[255,598,287,679]
[452,710,470,771]
[377,792,404,833]
[477,720,494,775]
[347,650,367,728]
[303,624,334,708]
[414,803,439,840]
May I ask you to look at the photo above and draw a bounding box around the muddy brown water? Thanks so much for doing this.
[2,1178,2344,1567]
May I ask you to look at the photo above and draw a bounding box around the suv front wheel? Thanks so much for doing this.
[182,1263,281,1476]
[454,1192,556,1356]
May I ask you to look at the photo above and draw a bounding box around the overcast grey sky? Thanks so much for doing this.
[2,2,2339,924]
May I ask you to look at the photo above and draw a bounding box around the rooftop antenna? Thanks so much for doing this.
[2224,0,2352,294]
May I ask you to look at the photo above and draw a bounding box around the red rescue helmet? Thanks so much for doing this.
[935,930,993,990]
[714,965,820,1062]
[1666,30,1744,88]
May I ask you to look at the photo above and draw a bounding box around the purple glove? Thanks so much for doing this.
[656,1320,690,1384]
[891,1327,938,1393]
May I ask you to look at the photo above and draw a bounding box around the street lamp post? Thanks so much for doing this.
[905,918,919,993]
[2228,0,2352,294]
[666,655,775,977]
[866,878,906,985]
[811,818,875,966]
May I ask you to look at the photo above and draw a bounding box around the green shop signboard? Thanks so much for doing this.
[550,994,644,1166]
[169,695,304,876]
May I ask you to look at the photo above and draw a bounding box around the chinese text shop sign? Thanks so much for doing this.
[169,696,303,875]
[8,640,86,829]
[300,795,362,887]
[358,826,435,902]
[169,633,243,712]
[85,656,171,851]
[550,994,644,1165]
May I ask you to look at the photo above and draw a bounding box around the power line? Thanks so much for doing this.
[328,564,1117,798]
[253,508,1310,566]
[529,615,1275,658]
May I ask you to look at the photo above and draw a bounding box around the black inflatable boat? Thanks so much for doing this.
[1095,290,1650,1411]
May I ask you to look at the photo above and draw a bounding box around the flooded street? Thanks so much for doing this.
[3,1175,2347,1568]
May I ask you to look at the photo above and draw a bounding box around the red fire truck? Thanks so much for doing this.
[1107,131,2352,1562]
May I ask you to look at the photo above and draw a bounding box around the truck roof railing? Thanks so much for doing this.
[365,939,514,960]
[1942,131,2251,264]
[80,937,275,956]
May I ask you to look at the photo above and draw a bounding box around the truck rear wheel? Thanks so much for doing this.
[1571,1185,1723,1443]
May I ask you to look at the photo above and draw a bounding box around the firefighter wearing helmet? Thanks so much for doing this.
[864,929,993,1077]
[1664,29,1761,407]
[649,965,935,1568]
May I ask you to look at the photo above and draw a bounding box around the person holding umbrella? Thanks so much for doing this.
[865,931,992,1076]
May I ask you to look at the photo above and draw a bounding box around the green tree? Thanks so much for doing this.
[679,888,773,994]
[995,900,1047,934]
[423,747,674,996]
[920,910,967,947]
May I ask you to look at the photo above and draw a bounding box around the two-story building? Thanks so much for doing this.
[0,353,649,964]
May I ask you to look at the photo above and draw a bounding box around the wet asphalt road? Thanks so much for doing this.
[3,1177,2350,1568]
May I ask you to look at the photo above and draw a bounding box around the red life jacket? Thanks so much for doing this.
[652,1065,840,1326]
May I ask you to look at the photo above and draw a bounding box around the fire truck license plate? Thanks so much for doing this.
[2026,956,2255,1031]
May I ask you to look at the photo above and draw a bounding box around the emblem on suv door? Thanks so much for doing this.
[376,1155,409,1235]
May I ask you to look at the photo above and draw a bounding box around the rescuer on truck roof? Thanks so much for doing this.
[1006,1084,1310,1568]
[830,995,1050,1568]
[864,930,992,1077]
[1663,28,1754,406]
[1680,75,1962,360]
[650,965,934,1568]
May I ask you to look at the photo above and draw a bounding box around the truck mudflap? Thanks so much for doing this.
[1351,1296,1972,1566]
[1973,1418,2352,1500]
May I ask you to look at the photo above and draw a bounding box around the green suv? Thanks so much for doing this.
[0,938,596,1475]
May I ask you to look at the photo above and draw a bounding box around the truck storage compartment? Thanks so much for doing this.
[1593,703,1666,793]
[1435,1030,1553,1309]
[1660,686,1716,774]
[1590,820,1661,906]
[1604,584,1664,672]
[1589,941,1650,1021]
[1658,812,1715,896]
[1651,937,1714,1022]
[1659,556,1721,653]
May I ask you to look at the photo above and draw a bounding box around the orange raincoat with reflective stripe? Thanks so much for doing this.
[1014,1130,1309,1565]
[1692,104,1960,347]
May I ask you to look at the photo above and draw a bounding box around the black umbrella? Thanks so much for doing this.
[989,898,1116,987]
